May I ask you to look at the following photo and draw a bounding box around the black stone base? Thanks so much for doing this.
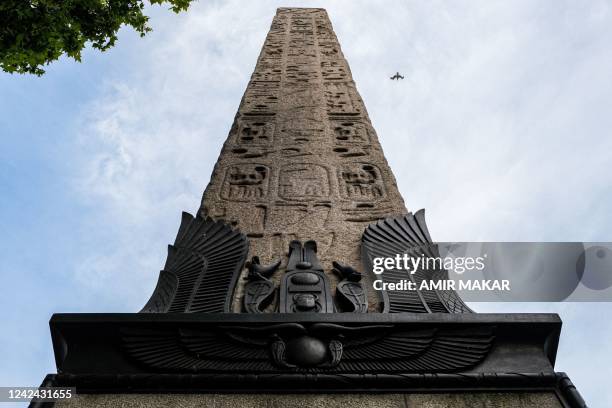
[33,313,585,407]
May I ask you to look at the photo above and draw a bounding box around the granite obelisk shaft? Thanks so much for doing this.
[199,8,407,310]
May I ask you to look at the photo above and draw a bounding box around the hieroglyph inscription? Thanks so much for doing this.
[234,119,275,145]
[331,119,370,144]
[279,163,330,200]
[324,83,362,115]
[339,163,385,200]
[222,164,270,201]
[241,82,280,114]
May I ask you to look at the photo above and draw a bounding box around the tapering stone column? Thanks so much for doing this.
[199,8,406,311]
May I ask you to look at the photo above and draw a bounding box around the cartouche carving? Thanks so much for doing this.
[340,163,385,200]
[222,164,269,201]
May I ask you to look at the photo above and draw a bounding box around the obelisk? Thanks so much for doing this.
[199,7,407,311]
[37,7,584,408]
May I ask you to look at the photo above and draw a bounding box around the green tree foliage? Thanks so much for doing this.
[0,0,193,75]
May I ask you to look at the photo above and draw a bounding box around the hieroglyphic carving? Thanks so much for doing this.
[289,33,315,46]
[262,41,285,59]
[221,164,269,201]
[283,87,321,110]
[332,146,370,158]
[225,205,267,233]
[319,41,340,58]
[285,64,319,84]
[279,163,330,201]
[339,163,386,200]
[229,146,275,159]
[282,129,322,145]
[269,203,331,231]
[251,65,282,82]
[233,119,275,145]
[316,18,333,36]
[241,81,280,114]
[257,57,284,70]
[330,118,371,158]
[269,13,288,32]
[342,203,395,223]
[278,116,325,145]
[324,83,362,115]
[321,60,349,82]
[288,44,316,58]
[280,147,312,158]
[331,119,370,144]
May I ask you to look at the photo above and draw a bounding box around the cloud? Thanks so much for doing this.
[69,1,273,307]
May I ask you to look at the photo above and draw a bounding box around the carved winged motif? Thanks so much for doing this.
[243,256,281,313]
[332,261,367,313]
[140,213,248,313]
[121,323,494,373]
[361,209,473,313]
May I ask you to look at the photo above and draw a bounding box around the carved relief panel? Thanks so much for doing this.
[285,65,319,84]
[270,15,288,32]
[288,45,316,58]
[339,163,386,201]
[221,164,270,201]
[233,119,275,146]
[324,83,362,115]
[277,116,325,145]
[257,57,283,69]
[290,17,314,31]
[329,118,371,157]
[241,81,280,113]
[315,21,335,40]
[288,31,315,46]
[331,119,370,145]
[283,87,322,111]
[321,60,349,82]
[251,66,282,82]
[269,203,331,231]
[318,41,339,58]
[279,163,330,201]
[262,39,285,59]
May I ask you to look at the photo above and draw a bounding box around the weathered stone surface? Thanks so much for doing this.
[198,7,407,311]
[56,394,407,407]
[55,392,562,407]
[403,392,563,407]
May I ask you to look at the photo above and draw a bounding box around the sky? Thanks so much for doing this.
[1,0,611,406]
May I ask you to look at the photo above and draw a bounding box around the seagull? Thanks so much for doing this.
[390,72,404,80]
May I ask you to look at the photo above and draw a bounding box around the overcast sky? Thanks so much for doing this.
[1,1,611,406]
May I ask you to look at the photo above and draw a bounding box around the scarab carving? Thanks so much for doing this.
[271,334,343,368]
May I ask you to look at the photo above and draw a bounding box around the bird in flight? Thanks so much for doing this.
[390,72,404,80]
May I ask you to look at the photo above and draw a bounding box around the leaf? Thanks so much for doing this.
[0,0,195,75]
